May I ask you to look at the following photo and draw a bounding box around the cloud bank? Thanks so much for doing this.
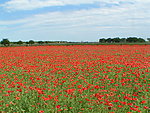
[0,0,150,41]
[1,0,135,11]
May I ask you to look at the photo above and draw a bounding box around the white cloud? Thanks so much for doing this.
[1,0,149,29]
[1,0,131,11]
[1,0,150,11]
[1,0,62,11]
[1,0,93,11]
[0,6,130,29]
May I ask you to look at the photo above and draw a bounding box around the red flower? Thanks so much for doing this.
[140,100,146,104]
[16,89,22,92]
[113,100,119,102]
[37,90,44,94]
[94,85,100,89]
[7,90,14,93]
[144,106,149,109]
[65,89,76,94]
[15,97,20,100]
[127,103,133,106]
[56,105,61,109]
[85,98,90,101]
[118,105,123,108]
[77,85,82,88]
[39,110,44,113]
[108,107,112,110]
[130,107,137,111]
[42,97,52,101]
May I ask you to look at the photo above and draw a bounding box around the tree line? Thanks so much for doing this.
[99,37,150,43]
[0,37,150,46]
[0,39,68,46]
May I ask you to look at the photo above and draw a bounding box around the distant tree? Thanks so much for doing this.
[1,39,10,46]
[126,37,138,43]
[138,38,145,43]
[147,38,150,42]
[106,38,112,43]
[44,41,49,44]
[11,42,17,44]
[38,41,44,44]
[17,40,23,45]
[99,38,106,43]
[26,41,29,44]
[112,37,121,43]
[28,40,34,45]
[120,38,126,43]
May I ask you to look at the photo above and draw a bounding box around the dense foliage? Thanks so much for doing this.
[99,37,146,43]
[1,39,10,46]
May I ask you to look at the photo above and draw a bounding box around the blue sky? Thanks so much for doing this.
[0,0,150,42]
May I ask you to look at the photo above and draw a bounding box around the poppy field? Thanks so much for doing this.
[0,45,150,113]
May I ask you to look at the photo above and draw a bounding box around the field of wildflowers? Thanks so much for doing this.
[0,45,150,113]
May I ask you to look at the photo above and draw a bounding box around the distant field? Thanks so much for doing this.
[0,42,150,47]
[0,45,150,113]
